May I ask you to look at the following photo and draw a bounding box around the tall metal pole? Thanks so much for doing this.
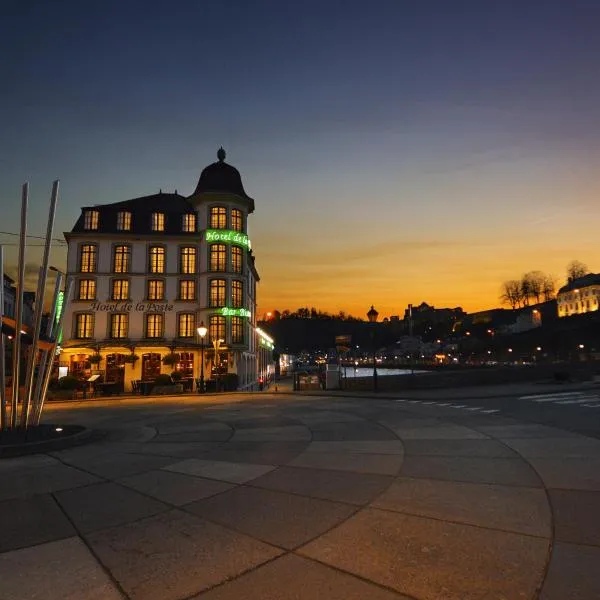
[11,183,28,428]
[200,336,205,393]
[0,245,6,430]
[35,278,72,426]
[22,181,59,428]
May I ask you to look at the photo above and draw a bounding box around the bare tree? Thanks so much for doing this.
[521,271,545,304]
[542,274,557,301]
[500,280,523,309]
[567,260,589,283]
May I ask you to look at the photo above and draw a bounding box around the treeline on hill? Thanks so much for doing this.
[264,308,362,321]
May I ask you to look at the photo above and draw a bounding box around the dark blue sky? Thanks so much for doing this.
[2,0,599,313]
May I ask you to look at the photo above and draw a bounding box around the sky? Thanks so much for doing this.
[1,0,600,318]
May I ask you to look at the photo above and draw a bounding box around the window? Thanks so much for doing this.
[182,213,196,232]
[231,245,243,273]
[231,280,243,308]
[147,279,165,300]
[209,279,226,307]
[209,244,227,272]
[149,246,165,273]
[152,212,165,231]
[117,211,131,231]
[231,209,243,232]
[231,316,244,344]
[178,313,195,337]
[112,279,129,300]
[179,247,196,274]
[146,313,164,338]
[78,279,96,300]
[209,315,226,342]
[113,245,131,273]
[80,244,97,273]
[75,314,94,339]
[209,206,227,229]
[110,314,128,338]
[83,210,99,230]
[179,280,195,300]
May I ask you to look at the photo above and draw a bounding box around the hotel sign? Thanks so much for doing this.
[221,307,251,318]
[205,229,251,249]
[89,301,174,312]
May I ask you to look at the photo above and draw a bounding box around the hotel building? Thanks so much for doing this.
[557,273,600,318]
[60,148,274,391]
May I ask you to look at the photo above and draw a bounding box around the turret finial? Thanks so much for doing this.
[217,147,226,162]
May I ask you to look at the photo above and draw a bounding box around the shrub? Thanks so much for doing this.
[123,353,139,364]
[57,375,81,390]
[154,374,173,386]
[170,371,183,382]
[88,354,102,364]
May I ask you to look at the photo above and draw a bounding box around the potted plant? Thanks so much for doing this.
[123,353,139,364]
[162,353,178,367]
[88,354,102,365]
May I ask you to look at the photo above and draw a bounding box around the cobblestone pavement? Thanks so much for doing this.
[1,392,599,599]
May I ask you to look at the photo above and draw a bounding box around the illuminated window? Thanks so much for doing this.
[178,313,195,337]
[231,316,244,344]
[83,210,99,230]
[149,246,165,273]
[117,211,131,231]
[78,279,96,300]
[80,244,97,273]
[231,245,243,273]
[75,313,94,339]
[232,280,243,308]
[209,315,226,342]
[147,279,164,300]
[110,313,128,338]
[152,212,165,231]
[146,313,164,338]
[209,244,226,272]
[231,209,243,232]
[209,207,227,229]
[112,279,129,300]
[182,213,196,232]
[209,279,226,307]
[179,280,195,300]
[113,245,131,273]
[179,247,196,274]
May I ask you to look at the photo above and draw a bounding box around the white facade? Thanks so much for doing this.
[60,149,272,393]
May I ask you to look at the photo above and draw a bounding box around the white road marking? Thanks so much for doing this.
[583,403,600,408]
[421,401,436,405]
[481,409,500,414]
[465,406,483,411]
[451,405,467,409]
[437,403,450,406]
[521,391,590,400]
[554,396,600,405]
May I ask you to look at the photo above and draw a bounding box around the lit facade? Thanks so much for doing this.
[60,148,272,392]
[557,274,600,318]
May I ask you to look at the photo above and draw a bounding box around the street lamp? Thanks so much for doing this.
[197,322,207,393]
[213,338,224,392]
[367,305,379,392]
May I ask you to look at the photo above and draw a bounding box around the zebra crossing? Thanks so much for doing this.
[394,399,499,414]
[519,390,600,408]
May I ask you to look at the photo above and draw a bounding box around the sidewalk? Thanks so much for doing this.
[1,392,599,599]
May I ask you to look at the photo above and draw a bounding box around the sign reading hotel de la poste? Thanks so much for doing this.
[89,301,174,313]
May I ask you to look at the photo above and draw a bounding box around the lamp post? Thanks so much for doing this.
[197,322,207,393]
[367,305,379,392]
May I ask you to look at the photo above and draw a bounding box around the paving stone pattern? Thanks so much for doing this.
[0,391,597,599]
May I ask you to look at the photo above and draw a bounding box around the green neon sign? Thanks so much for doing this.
[55,290,64,343]
[205,229,251,249]
[260,338,274,349]
[221,307,251,318]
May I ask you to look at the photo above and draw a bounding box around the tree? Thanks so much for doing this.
[521,271,545,304]
[542,275,556,301]
[500,280,523,309]
[567,260,589,283]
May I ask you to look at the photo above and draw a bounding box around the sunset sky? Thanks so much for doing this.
[1,0,599,318]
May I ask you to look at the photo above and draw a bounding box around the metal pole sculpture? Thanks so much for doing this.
[21,181,58,427]
[10,184,28,428]
[0,245,6,430]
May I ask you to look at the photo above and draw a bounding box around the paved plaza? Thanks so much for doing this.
[1,389,600,599]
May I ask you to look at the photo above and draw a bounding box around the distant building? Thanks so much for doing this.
[403,302,465,326]
[557,274,600,317]
[2,274,35,333]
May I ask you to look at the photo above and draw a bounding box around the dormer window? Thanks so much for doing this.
[83,210,99,230]
[152,212,165,232]
[117,211,132,231]
[182,213,196,232]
